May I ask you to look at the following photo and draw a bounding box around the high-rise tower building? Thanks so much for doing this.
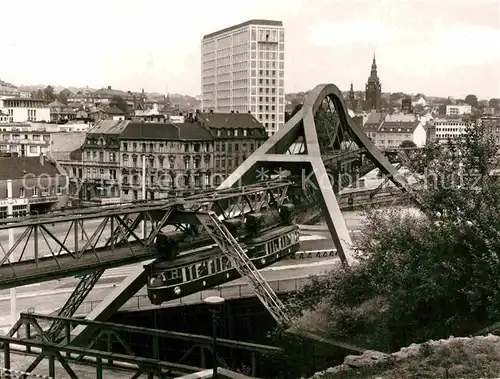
[365,54,382,111]
[201,20,285,136]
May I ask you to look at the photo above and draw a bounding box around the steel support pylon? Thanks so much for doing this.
[46,269,105,341]
[197,212,290,324]
[218,83,419,267]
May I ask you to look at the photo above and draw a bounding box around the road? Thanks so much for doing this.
[0,209,370,331]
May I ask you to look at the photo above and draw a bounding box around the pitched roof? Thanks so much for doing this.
[197,112,264,129]
[103,106,125,115]
[48,100,67,108]
[378,120,420,133]
[93,87,131,99]
[120,122,213,141]
[385,113,416,122]
[50,132,87,158]
[0,156,60,180]
[88,120,130,135]
[364,111,386,126]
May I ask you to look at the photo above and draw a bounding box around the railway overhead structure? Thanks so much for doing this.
[0,83,424,377]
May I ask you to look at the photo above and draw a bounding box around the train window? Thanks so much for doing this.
[266,242,272,254]
[191,265,197,279]
[284,234,291,246]
[167,269,181,280]
[221,257,231,270]
[209,260,215,274]
[185,267,191,281]
[216,258,222,272]
[273,239,280,252]
[198,262,209,277]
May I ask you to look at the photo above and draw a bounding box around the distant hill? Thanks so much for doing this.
[0,79,18,89]
[15,84,201,108]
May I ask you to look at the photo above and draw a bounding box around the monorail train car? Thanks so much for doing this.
[145,224,300,305]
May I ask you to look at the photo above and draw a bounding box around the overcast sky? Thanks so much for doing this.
[1,0,499,98]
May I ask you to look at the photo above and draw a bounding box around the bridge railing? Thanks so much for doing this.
[77,274,323,316]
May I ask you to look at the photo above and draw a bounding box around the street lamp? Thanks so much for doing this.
[203,296,225,378]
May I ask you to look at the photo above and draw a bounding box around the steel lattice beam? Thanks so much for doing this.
[0,180,292,289]
[217,83,423,267]
[1,313,281,379]
[197,212,290,324]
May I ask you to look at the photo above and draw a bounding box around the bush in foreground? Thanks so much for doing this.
[279,122,500,361]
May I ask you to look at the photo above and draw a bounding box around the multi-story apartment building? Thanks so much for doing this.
[446,104,472,116]
[79,120,128,201]
[375,121,426,148]
[119,122,213,201]
[428,116,469,144]
[60,114,267,204]
[201,19,285,137]
[0,154,68,217]
[362,111,427,148]
[197,111,267,183]
[0,129,51,156]
[0,98,50,122]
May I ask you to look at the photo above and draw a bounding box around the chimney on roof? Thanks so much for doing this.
[39,153,44,166]
[108,86,111,90]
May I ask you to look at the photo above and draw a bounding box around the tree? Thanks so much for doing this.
[465,94,479,108]
[57,91,69,105]
[399,140,416,148]
[111,95,128,114]
[489,98,500,110]
[282,120,500,354]
[43,85,55,102]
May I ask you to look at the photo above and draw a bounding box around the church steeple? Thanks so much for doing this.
[369,52,379,81]
[365,51,382,112]
[348,81,356,110]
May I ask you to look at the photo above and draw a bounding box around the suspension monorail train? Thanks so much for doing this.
[145,224,300,304]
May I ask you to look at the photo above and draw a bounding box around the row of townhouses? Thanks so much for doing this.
[359,108,500,148]
[56,111,267,203]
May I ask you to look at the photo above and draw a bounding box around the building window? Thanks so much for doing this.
[33,187,38,196]
[19,188,25,198]
[13,205,27,218]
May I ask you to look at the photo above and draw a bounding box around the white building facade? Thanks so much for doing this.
[432,117,469,144]
[446,104,472,116]
[201,19,285,136]
[0,98,50,122]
